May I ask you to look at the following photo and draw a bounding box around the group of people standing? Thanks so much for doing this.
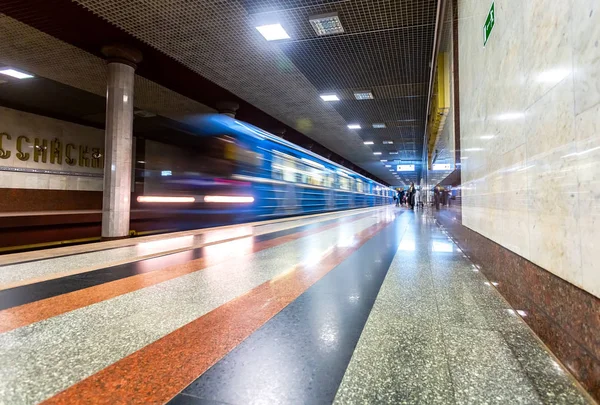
[433,185,451,210]
[394,184,452,210]
[394,182,421,210]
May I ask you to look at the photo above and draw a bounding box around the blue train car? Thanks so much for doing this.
[134,114,393,221]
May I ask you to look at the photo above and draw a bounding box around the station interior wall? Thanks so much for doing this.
[0,106,104,212]
[457,0,599,298]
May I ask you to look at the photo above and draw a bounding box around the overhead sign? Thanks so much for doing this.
[483,2,495,47]
[432,163,452,171]
[396,164,415,172]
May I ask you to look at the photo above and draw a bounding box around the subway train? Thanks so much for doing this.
[133,114,394,222]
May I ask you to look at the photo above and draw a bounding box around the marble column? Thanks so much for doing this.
[216,101,239,118]
[100,45,142,238]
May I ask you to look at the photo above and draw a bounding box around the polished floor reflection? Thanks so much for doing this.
[0,206,592,404]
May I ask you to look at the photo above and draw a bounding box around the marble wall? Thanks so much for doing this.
[0,107,104,191]
[458,0,600,298]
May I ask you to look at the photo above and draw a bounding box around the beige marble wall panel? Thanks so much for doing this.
[458,0,600,298]
[574,103,600,297]
[572,0,600,114]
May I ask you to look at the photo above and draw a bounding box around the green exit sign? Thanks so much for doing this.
[483,2,495,46]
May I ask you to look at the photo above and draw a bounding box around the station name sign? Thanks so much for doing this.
[432,163,452,171]
[396,164,415,171]
[0,132,104,169]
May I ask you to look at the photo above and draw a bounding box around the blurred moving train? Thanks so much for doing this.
[133,114,394,221]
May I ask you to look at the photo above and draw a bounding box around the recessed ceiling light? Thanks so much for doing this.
[372,123,386,128]
[363,141,374,145]
[380,159,387,162]
[0,68,34,79]
[256,24,290,41]
[389,152,398,155]
[353,90,374,100]
[320,93,339,101]
[373,152,382,155]
[383,141,393,144]
[348,124,361,129]
[309,12,344,36]
[385,165,391,167]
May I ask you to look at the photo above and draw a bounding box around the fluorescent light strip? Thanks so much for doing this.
[363,141,374,145]
[0,68,34,79]
[204,195,255,203]
[256,24,290,41]
[353,91,373,100]
[137,196,195,203]
[320,94,339,101]
[347,124,361,129]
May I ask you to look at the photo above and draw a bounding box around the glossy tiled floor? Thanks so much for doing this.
[0,206,593,404]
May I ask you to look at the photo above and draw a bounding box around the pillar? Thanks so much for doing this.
[216,101,239,118]
[100,44,142,238]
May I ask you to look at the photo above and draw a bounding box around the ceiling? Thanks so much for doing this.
[0,0,439,185]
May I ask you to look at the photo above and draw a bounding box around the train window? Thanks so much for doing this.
[307,166,324,186]
[271,154,297,182]
[356,179,364,193]
[338,174,350,190]
[324,171,334,188]
[272,155,283,180]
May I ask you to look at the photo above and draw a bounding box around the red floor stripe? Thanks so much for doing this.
[41,214,396,405]
[0,211,374,334]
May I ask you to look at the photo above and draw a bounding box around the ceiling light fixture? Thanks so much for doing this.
[347,124,361,129]
[320,93,339,102]
[380,159,387,162]
[363,141,374,145]
[373,152,382,155]
[255,24,290,41]
[372,123,386,128]
[389,152,398,155]
[0,68,34,79]
[353,90,374,100]
[383,141,393,145]
[309,12,345,36]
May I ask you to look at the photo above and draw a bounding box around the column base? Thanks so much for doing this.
[101,235,131,241]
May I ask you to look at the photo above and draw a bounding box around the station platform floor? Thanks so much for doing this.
[0,206,593,405]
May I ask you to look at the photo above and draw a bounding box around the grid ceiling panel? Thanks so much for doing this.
[241,0,341,14]
[279,28,432,89]
[0,14,215,123]
[62,0,436,183]
[246,0,437,41]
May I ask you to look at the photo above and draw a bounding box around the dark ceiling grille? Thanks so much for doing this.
[2,0,438,184]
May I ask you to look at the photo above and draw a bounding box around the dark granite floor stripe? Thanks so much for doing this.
[0,212,375,311]
[40,211,401,405]
[170,212,412,405]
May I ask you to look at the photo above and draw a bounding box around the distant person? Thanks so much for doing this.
[408,182,416,209]
[415,186,421,210]
[396,189,401,207]
[434,185,441,210]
